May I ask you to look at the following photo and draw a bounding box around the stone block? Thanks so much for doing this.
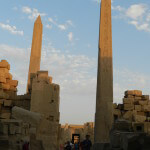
[0,60,10,70]
[113,103,117,109]
[0,72,5,78]
[113,109,121,117]
[142,95,149,100]
[125,90,142,97]
[124,104,134,111]
[0,99,4,104]
[0,123,8,135]
[0,113,11,119]
[125,90,135,96]
[123,98,134,104]
[8,80,18,87]
[123,111,133,121]
[15,126,22,134]
[0,77,6,83]
[48,76,53,84]
[134,105,142,111]
[5,73,12,80]
[0,68,9,74]
[134,115,146,123]
[134,90,142,96]
[143,105,150,112]
[134,96,142,100]
[139,100,148,106]
[9,124,16,135]
[1,107,11,113]
[1,83,10,90]
[4,100,12,107]
[137,111,145,116]
[9,86,17,92]
[0,90,9,99]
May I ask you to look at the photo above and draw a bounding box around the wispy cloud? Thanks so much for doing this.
[68,32,73,42]
[0,23,24,36]
[46,17,73,31]
[113,3,150,32]
[22,6,46,20]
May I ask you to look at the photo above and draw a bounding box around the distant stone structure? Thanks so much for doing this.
[94,0,113,149]
[60,122,94,145]
[27,15,43,92]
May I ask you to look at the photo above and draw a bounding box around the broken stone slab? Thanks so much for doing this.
[0,113,11,119]
[4,100,12,107]
[0,68,9,74]
[8,80,18,87]
[113,103,117,109]
[125,90,142,97]
[0,60,10,70]
[0,77,6,83]
[134,115,146,123]
[124,104,134,111]
[142,95,149,100]
[5,73,12,80]
[143,105,150,112]
[134,105,142,111]
[12,106,43,126]
[113,109,121,117]
[123,111,133,121]
[139,100,148,106]
[123,98,134,104]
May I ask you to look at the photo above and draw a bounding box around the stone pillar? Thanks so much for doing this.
[27,15,43,92]
[94,0,113,149]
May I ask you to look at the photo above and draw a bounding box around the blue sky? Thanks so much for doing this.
[1,0,150,124]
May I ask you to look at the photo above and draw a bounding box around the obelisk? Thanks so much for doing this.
[27,15,43,92]
[94,0,113,149]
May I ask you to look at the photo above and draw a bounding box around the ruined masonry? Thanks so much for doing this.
[114,90,150,134]
[0,16,60,150]
[94,0,113,148]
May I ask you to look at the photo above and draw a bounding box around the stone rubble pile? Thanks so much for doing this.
[0,60,18,119]
[114,90,150,133]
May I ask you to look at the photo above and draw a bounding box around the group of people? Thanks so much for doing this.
[61,135,92,150]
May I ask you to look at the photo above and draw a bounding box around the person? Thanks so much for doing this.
[22,141,29,150]
[74,141,79,150]
[81,135,92,150]
[64,141,72,150]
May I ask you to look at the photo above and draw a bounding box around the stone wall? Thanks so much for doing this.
[30,71,60,150]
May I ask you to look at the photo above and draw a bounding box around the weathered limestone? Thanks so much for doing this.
[27,15,43,92]
[94,0,113,149]
[30,71,60,150]
[12,106,43,126]
[113,90,150,135]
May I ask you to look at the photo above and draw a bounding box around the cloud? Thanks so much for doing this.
[45,24,52,29]
[58,24,66,30]
[126,4,147,20]
[113,3,150,32]
[0,23,24,36]
[22,6,46,20]
[47,17,73,31]
[68,32,73,42]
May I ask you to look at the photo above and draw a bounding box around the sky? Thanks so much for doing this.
[0,0,150,124]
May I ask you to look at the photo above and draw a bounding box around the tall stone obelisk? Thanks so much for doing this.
[27,15,43,92]
[94,0,113,149]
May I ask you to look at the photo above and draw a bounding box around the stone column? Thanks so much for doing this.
[94,0,113,149]
[27,15,43,92]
